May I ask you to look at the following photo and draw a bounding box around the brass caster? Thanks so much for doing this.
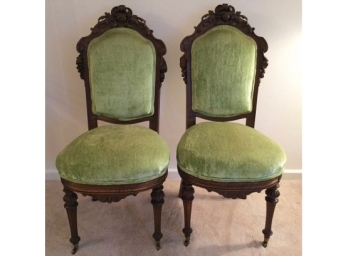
[262,237,269,248]
[184,237,190,247]
[156,241,161,251]
[71,244,79,254]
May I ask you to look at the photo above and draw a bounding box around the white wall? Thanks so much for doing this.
[46,0,302,175]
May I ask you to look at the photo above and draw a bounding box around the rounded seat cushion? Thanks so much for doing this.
[177,122,286,182]
[56,125,170,185]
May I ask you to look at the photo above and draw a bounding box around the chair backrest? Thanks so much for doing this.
[76,5,167,132]
[180,4,268,129]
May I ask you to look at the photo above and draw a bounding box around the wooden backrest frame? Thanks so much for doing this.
[180,4,268,129]
[76,5,167,133]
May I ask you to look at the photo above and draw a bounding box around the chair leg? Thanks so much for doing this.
[151,185,165,250]
[180,180,195,246]
[262,183,280,248]
[178,179,183,198]
[63,187,81,254]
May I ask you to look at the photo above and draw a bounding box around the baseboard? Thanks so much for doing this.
[281,170,302,180]
[46,168,302,180]
[46,169,60,180]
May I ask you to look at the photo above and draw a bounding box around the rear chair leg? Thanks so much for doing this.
[63,187,81,254]
[178,179,184,198]
[151,185,165,250]
[262,183,280,247]
[180,180,195,246]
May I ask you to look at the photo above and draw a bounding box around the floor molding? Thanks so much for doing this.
[46,168,302,180]
[46,169,60,180]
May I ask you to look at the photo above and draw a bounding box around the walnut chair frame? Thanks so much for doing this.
[178,4,281,247]
[61,5,167,253]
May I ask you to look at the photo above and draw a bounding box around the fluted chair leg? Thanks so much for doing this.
[262,183,280,247]
[151,185,165,250]
[178,179,184,198]
[180,180,195,246]
[63,188,81,254]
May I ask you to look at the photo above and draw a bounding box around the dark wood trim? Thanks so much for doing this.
[151,185,165,250]
[75,5,167,133]
[179,3,268,129]
[178,166,281,200]
[262,183,280,247]
[63,188,80,254]
[191,112,251,123]
[178,165,282,246]
[179,180,194,246]
[96,115,154,125]
[61,170,167,252]
[61,172,167,203]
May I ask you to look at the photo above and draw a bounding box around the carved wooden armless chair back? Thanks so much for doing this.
[177,4,286,247]
[55,5,169,253]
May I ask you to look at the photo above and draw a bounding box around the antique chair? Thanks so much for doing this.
[177,4,286,247]
[55,5,169,253]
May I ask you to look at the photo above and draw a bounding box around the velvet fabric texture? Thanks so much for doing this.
[191,25,257,117]
[56,125,170,185]
[87,28,156,121]
[177,122,286,182]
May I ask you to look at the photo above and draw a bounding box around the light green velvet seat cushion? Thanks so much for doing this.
[177,122,286,182]
[56,125,169,185]
[87,28,156,121]
[191,25,257,117]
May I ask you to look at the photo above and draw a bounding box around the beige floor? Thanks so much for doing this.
[45,178,302,256]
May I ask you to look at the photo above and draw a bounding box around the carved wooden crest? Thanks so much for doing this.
[92,5,151,35]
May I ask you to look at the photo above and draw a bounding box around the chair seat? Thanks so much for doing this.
[177,122,286,182]
[56,125,170,185]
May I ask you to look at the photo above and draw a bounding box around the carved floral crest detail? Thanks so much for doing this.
[91,5,152,35]
[199,4,252,33]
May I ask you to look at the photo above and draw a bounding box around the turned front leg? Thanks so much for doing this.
[63,188,81,254]
[262,183,280,247]
[180,180,195,246]
[151,185,165,250]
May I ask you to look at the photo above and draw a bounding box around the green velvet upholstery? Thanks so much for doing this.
[56,125,170,185]
[87,28,156,121]
[177,122,286,182]
[191,25,257,117]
